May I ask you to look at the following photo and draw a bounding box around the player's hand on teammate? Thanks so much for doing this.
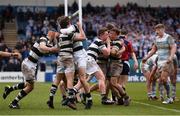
[142,58,147,63]
[110,47,119,57]
[106,37,111,43]
[49,47,59,53]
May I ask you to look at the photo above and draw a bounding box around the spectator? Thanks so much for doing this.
[3,57,21,71]
[0,29,4,42]
[12,3,180,59]
[4,4,13,22]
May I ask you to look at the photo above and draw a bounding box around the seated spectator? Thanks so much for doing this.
[3,58,17,71]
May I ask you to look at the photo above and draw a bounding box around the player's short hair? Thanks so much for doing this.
[154,24,165,29]
[57,16,70,29]
[110,28,120,35]
[98,27,108,36]
[106,23,115,30]
[120,29,128,35]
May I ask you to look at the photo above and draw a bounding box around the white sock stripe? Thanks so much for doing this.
[18,92,22,97]
[15,97,19,101]
[87,97,92,100]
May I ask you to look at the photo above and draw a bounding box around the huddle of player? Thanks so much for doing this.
[45,16,135,110]
[141,24,178,104]
[4,16,177,110]
[3,15,139,110]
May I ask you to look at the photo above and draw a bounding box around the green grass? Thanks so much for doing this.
[0,82,180,115]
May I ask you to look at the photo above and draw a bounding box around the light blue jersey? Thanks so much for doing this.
[154,33,175,67]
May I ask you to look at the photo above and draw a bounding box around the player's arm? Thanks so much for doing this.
[149,64,157,82]
[0,51,12,57]
[131,52,138,70]
[149,57,158,81]
[168,42,176,63]
[60,25,76,34]
[117,45,125,56]
[100,40,111,57]
[111,41,125,57]
[142,44,157,63]
[0,51,19,57]
[74,22,86,41]
[39,41,58,53]
[74,23,86,41]
[129,42,138,70]
[103,37,111,56]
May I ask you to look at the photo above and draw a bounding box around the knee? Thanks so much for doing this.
[99,75,105,82]
[99,78,105,85]
[79,77,86,83]
[29,83,34,90]
[160,78,167,84]
[110,80,116,87]
[26,83,34,92]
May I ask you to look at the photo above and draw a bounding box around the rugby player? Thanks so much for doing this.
[142,24,176,104]
[3,30,58,109]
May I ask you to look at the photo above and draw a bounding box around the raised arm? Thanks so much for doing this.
[142,44,157,63]
[101,37,111,56]
[74,22,86,41]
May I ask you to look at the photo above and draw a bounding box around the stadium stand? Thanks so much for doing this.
[0,2,179,71]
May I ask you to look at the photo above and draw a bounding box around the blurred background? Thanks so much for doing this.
[0,0,179,82]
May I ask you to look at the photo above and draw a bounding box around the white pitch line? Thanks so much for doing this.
[132,101,180,113]
[92,93,180,113]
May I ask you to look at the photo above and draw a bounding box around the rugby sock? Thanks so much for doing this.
[159,83,164,98]
[86,93,92,102]
[151,81,156,97]
[49,84,57,101]
[67,88,75,102]
[147,92,152,98]
[12,90,27,104]
[9,83,25,92]
[120,92,130,101]
[101,94,107,100]
[112,92,116,101]
[62,95,66,100]
[171,83,176,99]
[164,82,170,98]
[73,87,79,95]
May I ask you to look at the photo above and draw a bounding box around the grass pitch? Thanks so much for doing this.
[0,82,180,115]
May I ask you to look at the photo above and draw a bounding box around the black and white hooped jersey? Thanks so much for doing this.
[73,41,84,52]
[87,38,106,61]
[97,43,109,63]
[28,36,53,63]
[110,39,123,60]
[72,25,84,52]
[57,33,75,58]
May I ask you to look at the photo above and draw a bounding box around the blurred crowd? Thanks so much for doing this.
[0,2,180,71]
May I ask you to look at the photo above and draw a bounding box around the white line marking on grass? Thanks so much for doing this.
[92,93,180,113]
[132,101,180,113]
